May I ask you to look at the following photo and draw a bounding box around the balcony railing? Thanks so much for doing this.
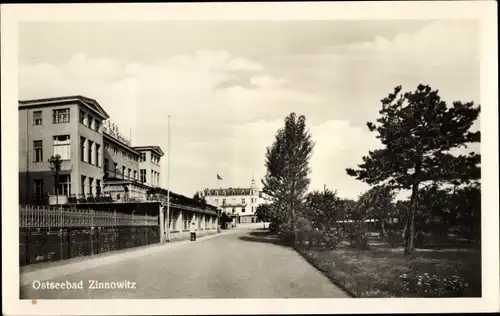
[103,125,131,146]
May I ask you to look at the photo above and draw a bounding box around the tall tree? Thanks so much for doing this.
[262,113,315,237]
[346,84,480,254]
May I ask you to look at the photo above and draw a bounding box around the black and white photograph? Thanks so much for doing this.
[1,2,498,315]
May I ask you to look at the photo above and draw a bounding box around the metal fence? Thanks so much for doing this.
[20,205,158,228]
[19,205,160,266]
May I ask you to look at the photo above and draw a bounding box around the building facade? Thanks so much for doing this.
[18,96,164,204]
[199,178,264,224]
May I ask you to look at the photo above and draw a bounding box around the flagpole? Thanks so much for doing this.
[166,115,171,242]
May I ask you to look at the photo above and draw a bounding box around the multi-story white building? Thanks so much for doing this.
[199,178,264,224]
[18,95,164,204]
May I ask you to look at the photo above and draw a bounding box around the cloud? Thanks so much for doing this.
[18,20,480,199]
[225,57,264,71]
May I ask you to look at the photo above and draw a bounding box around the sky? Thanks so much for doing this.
[18,20,481,199]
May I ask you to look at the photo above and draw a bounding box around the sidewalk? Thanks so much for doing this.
[20,228,240,286]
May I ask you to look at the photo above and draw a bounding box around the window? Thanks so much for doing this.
[215,198,218,204]
[251,207,254,212]
[81,175,86,195]
[95,144,101,167]
[33,111,42,125]
[87,115,94,130]
[88,140,93,164]
[53,135,71,160]
[80,137,86,162]
[222,199,226,205]
[79,110,86,124]
[89,177,94,195]
[183,217,189,230]
[104,159,109,173]
[140,153,146,162]
[134,170,137,179]
[232,208,235,214]
[242,207,246,213]
[52,108,70,124]
[96,180,101,196]
[57,175,71,196]
[33,179,44,200]
[128,168,131,179]
[95,120,101,132]
[242,198,245,204]
[114,163,119,176]
[122,166,126,178]
[151,170,154,185]
[104,142,110,150]
[33,140,43,162]
[140,169,146,183]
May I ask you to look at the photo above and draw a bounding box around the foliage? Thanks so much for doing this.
[219,211,232,229]
[303,189,341,230]
[346,84,480,254]
[192,192,207,204]
[262,112,315,235]
[255,203,272,223]
[48,155,63,195]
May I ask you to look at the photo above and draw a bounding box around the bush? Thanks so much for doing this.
[279,230,296,245]
[387,230,404,248]
[323,228,342,249]
[349,233,370,250]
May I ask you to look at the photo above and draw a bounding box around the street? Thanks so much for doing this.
[21,229,350,299]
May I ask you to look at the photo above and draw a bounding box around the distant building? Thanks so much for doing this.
[18,95,164,204]
[199,178,264,224]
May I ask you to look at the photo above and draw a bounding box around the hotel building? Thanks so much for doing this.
[18,95,164,204]
[199,178,264,224]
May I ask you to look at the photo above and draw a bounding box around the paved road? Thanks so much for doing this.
[21,230,349,299]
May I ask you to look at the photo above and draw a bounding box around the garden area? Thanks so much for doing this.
[257,84,481,298]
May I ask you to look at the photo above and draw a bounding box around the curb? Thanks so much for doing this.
[293,246,357,298]
[21,229,239,286]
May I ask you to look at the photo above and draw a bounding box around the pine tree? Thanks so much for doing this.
[346,84,480,254]
[262,113,315,237]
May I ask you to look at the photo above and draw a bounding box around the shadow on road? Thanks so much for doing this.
[238,231,290,248]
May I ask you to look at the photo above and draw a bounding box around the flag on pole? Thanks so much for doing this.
[217,174,223,180]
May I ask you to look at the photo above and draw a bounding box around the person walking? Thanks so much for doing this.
[190,222,197,241]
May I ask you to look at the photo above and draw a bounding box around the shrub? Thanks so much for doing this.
[349,232,370,250]
[323,228,342,249]
[387,230,404,248]
[279,230,296,245]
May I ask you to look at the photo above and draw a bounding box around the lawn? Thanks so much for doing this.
[296,244,481,298]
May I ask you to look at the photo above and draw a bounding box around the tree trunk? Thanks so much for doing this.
[404,182,420,255]
[380,219,387,237]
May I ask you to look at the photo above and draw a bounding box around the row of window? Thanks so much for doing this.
[79,109,101,133]
[33,135,72,162]
[151,153,160,165]
[80,137,101,166]
[32,178,70,199]
[33,108,71,126]
[213,197,257,205]
[32,174,102,198]
[81,175,102,196]
[104,142,139,162]
[177,218,217,231]
[151,170,160,186]
[226,206,255,213]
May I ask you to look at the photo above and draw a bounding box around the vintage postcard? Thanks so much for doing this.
[1,1,499,315]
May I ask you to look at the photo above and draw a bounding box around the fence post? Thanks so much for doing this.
[59,207,63,261]
[90,209,94,255]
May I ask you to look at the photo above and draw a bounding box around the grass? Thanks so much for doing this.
[296,244,481,298]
